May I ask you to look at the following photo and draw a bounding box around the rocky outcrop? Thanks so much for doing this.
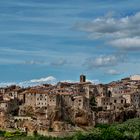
[96,107,139,124]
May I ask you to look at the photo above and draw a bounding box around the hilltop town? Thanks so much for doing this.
[0,75,140,137]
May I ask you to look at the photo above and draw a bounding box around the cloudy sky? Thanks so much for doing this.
[0,0,140,86]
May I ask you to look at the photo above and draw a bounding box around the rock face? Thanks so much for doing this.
[23,120,38,132]
[96,108,138,124]
[52,121,73,132]
[0,110,14,129]
[19,105,35,116]
[136,109,140,117]
[74,110,90,126]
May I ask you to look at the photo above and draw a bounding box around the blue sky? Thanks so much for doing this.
[0,0,140,86]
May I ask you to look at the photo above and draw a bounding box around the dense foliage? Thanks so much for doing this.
[0,118,140,140]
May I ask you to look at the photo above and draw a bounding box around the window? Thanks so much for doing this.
[114,100,116,103]
[121,100,123,103]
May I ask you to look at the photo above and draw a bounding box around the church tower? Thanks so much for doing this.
[80,75,86,83]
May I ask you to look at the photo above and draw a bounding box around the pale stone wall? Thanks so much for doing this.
[25,93,36,107]
[47,94,57,107]
[122,94,131,104]
[123,93,140,108]
[8,91,18,99]
[96,85,108,97]
[130,75,140,81]
[0,99,18,113]
[96,96,126,110]
[36,94,48,107]
[73,96,83,109]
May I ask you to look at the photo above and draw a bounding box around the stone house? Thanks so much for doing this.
[73,96,84,110]
[0,88,6,94]
[108,84,130,97]
[23,88,61,109]
[96,96,126,111]
[122,92,140,108]
[83,84,98,99]
[130,75,140,81]
[0,98,18,113]
[6,88,25,100]
[47,93,61,108]
[36,93,48,108]
[60,92,89,110]
[96,84,108,97]
[24,89,37,107]
[0,85,21,96]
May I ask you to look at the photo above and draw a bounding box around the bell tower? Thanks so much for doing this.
[80,75,86,83]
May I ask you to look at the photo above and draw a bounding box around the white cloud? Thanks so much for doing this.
[19,76,57,87]
[50,58,67,66]
[106,69,120,75]
[0,58,46,65]
[0,82,16,87]
[23,60,45,65]
[77,13,140,37]
[0,76,57,87]
[76,12,140,51]
[84,54,124,68]
[30,76,56,83]
[87,79,100,84]
[109,37,140,50]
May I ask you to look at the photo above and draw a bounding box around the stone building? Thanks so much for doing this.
[6,88,25,100]
[0,98,18,113]
[47,94,61,108]
[24,89,37,107]
[130,75,140,81]
[122,92,140,108]
[36,93,48,108]
[96,84,108,97]
[96,96,126,110]
[73,96,84,110]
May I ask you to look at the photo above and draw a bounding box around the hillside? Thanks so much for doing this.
[1,118,139,140]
